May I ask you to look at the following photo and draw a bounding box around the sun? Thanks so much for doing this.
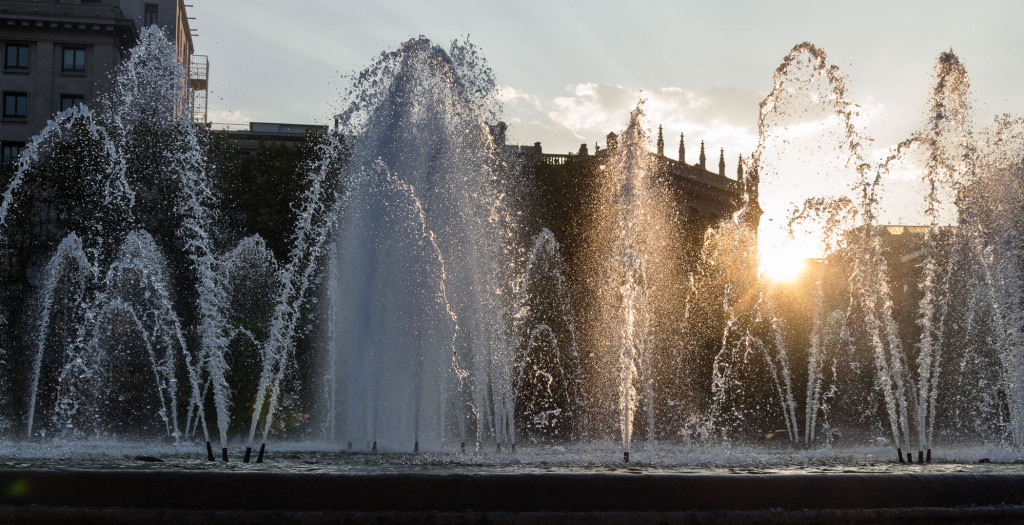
[759,244,810,283]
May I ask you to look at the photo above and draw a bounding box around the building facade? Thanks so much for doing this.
[0,0,203,165]
[508,126,759,237]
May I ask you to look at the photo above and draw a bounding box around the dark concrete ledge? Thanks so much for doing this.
[4,506,1024,524]
[1,470,1023,516]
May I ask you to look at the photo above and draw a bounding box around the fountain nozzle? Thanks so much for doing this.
[221,447,228,462]
[205,441,214,462]
[243,447,252,463]
[414,441,419,453]
[624,451,630,463]
[256,443,266,463]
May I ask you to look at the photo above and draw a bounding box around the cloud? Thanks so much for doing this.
[498,82,763,159]
[546,83,762,132]
[548,83,637,135]
[496,85,541,111]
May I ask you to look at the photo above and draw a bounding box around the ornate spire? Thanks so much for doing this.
[656,125,664,157]
[718,147,725,176]
[737,154,744,182]
[748,164,759,201]
[678,133,685,164]
[699,140,706,169]
[606,132,618,150]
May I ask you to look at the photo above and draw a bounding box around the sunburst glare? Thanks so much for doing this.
[759,243,810,283]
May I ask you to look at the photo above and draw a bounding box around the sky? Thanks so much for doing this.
[189,0,1024,259]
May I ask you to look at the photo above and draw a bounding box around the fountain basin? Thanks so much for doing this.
[3,459,1024,523]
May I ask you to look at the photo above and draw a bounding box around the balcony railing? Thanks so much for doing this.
[189,55,209,124]
[189,54,209,90]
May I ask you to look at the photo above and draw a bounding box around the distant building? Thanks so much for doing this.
[0,0,207,165]
[223,122,329,154]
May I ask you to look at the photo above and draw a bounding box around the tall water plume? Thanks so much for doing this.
[958,115,1024,444]
[512,229,583,441]
[329,37,517,451]
[582,104,689,452]
[749,42,911,449]
[245,134,344,447]
[904,51,973,450]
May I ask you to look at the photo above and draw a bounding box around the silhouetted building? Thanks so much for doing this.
[504,127,760,240]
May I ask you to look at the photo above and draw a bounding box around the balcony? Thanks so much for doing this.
[188,54,208,91]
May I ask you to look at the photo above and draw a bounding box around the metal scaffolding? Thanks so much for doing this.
[189,54,209,125]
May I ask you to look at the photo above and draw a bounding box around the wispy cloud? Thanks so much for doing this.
[496,85,542,110]
[499,82,762,161]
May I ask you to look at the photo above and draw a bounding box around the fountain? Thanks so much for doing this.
[325,37,517,453]
[1,27,1024,521]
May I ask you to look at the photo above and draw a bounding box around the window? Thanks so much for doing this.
[60,94,85,112]
[3,92,27,119]
[144,4,159,27]
[1,142,25,165]
[62,47,85,73]
[4,44,28,71]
